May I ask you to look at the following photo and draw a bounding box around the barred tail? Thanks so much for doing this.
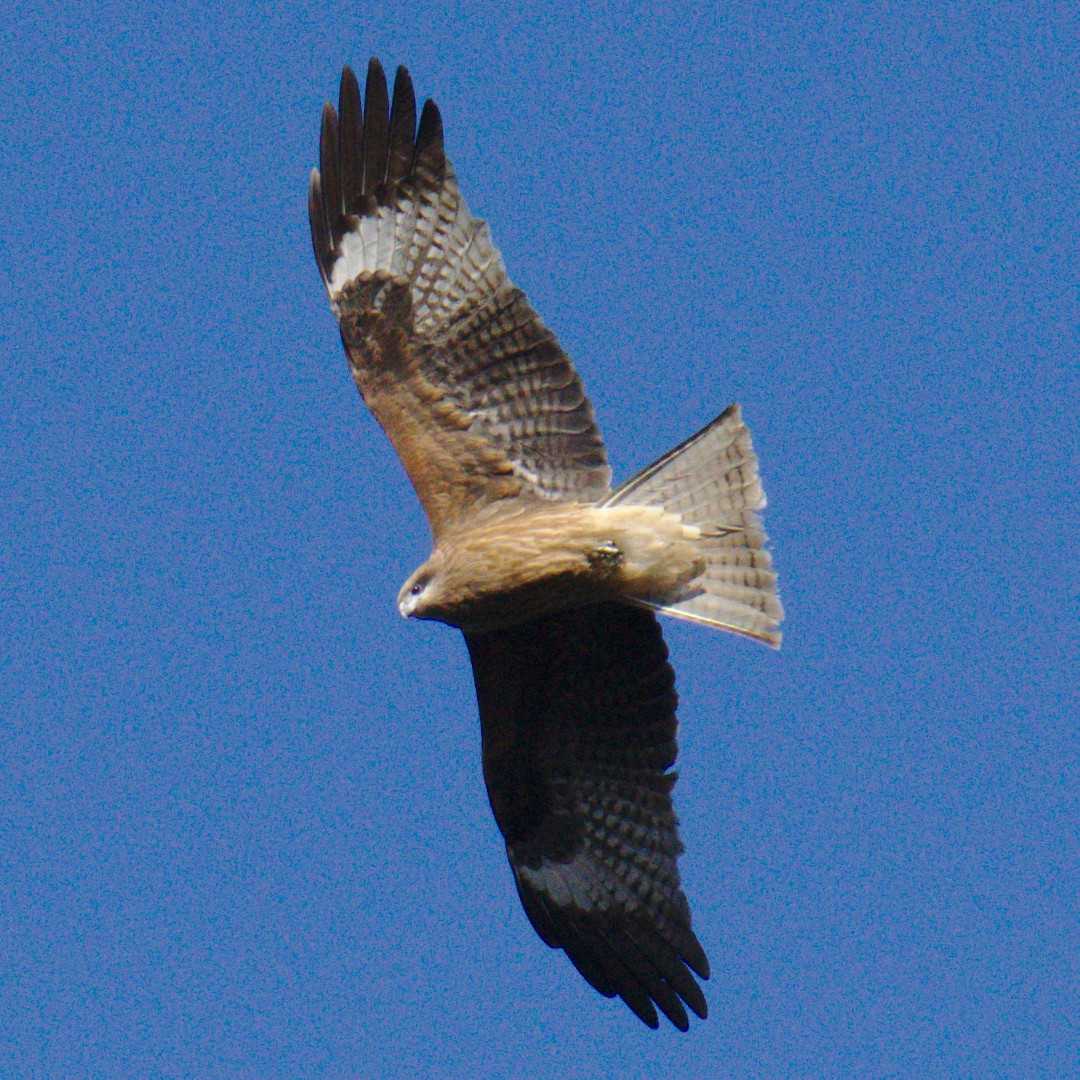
[604,405,783,647]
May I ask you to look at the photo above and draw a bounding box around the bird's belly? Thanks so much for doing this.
[440,554,618,633]
[433,504,703,633]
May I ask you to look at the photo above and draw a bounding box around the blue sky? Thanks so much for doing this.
[3,3,1075,1076]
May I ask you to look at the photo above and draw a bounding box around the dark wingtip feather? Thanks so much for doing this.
[622,919,708,1022]
[308,169,331,284]
[415,98,444,160]
[365,56,385,86]
[564,906,702,1031]
[620,987,661,1030]
[319,103,342,241]
[308,168,322,259]
[338,66,363,211]
[310,59,442,289]
[593,921,691,1032]
[682,932,710,981]
[387,66,418,185]
[362,58,390,193]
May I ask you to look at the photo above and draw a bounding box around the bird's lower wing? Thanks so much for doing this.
[464,603,709,1031]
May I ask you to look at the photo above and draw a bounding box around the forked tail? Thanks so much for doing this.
[603,404,784,647]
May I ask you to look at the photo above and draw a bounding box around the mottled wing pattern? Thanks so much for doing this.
[309,62,611,537]
[465,603,710,1030]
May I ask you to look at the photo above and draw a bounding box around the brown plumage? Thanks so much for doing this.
[309,59,783,1030]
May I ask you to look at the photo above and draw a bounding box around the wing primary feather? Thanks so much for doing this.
[600,927,690,1032]
[678,930,710,980]
[525,885,618,997]
[560,938,619,999]
[319,103,342,244]
[362,57,390,195]
[387,66,417,186]
[572,917,689,1032]
[337,65,363,211]
[413,98,445,173]
[308,170,330,285]
[588,933,661,1030]
[621,919,708,1021]
[514,871,624,1002]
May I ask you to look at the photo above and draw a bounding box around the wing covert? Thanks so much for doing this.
[464,603,710,1031]
[310,61,611,537]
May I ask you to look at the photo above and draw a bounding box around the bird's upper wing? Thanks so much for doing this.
[464,603,710,1031]
[309,62,611,539]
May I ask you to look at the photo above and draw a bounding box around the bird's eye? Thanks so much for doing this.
[410,582,424,596]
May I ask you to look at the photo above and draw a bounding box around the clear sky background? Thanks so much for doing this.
[3,3,1075,1077]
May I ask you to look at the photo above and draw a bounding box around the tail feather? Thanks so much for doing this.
[605,405,783,647]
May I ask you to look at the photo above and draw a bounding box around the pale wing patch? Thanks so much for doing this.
[327,206,409,297]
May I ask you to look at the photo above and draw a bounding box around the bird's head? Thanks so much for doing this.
[397,555,444,620]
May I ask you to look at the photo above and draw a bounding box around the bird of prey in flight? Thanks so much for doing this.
[308,59,783,1031]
